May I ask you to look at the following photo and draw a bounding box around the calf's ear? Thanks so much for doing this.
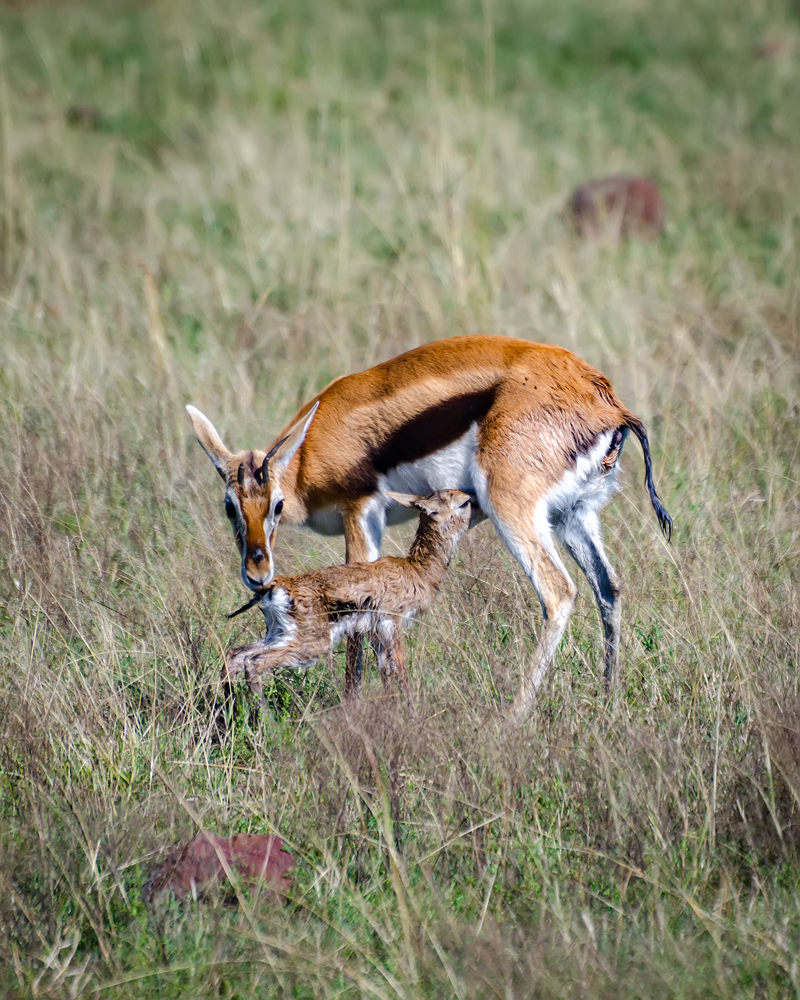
[385,492,443,517]
[384,491,420,509]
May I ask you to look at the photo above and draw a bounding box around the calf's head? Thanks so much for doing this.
[386,489,473,559]
[186,404,318,590]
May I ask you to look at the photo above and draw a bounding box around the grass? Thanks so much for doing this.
[1,0,799,995]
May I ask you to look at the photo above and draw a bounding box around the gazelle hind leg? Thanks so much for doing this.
[369,631,391,693]
[555,509,622,692]
[487,502,577,725]
[344,635,364,697]
[372,620,412,708]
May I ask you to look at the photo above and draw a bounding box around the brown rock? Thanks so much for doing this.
[142,830,293,904]
[569,176,665,240]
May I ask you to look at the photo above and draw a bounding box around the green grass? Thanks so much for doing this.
[1,0,799,996]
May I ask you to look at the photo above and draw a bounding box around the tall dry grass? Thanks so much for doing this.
[1,0,799,996]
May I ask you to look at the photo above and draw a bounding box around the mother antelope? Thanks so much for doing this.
[188,335,671,723]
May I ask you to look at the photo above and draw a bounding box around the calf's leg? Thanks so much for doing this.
[343,501,385,696]
[372,619,412,708]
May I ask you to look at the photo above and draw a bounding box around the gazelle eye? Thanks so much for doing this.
[224,498,236,519]
[274,500,284,518]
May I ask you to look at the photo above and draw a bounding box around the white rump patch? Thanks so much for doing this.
[546,431,620,527]
[473,430,621,587]
[537,431,621,574]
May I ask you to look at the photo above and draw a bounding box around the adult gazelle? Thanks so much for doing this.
[187,335,671,723]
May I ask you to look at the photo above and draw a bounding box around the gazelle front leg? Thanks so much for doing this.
[224,634,327,701]
[245,660,268,712]
[224,637,271,685]
[223,639,275,711]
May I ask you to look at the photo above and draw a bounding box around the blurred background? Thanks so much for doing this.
[1,0,799,996]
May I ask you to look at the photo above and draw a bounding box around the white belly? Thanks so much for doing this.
[306,506,345,535]
[304,423,485,549]
[329,609,419,646]
[380,423,479,498]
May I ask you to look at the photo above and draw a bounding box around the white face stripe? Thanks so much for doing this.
[262,490,284,550]
[222,467,285,588]
[223,487,246,548]
[224,486,241,517]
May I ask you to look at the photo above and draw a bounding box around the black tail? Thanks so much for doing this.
[623,415,672,542]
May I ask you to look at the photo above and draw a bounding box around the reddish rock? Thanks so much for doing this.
[569,176,665,240]
[143,831,293,904]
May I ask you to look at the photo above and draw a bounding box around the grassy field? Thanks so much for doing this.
[1,0,799,995]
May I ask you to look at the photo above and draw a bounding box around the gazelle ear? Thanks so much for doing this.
[186,405,232,481]
[267,402,319,481]
[384,491,420,509]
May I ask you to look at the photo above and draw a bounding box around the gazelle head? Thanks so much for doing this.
[186,403,318,591]
[385,489,473,560]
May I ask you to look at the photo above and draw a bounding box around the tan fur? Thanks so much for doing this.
[189,335,671,723]
[224,490,472,706]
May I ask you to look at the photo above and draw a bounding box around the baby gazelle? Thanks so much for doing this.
[224,490,472,705]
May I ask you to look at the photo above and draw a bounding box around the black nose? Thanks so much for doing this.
[250,548,266,565]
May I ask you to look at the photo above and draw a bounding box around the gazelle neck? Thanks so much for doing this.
[407,518,458,581]
[273,455,308,525]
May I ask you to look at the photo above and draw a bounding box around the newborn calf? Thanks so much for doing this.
[224,490,472,705]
